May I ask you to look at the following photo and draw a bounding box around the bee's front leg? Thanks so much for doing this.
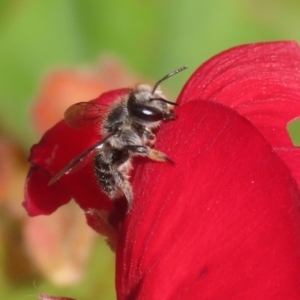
[126,145,174,164]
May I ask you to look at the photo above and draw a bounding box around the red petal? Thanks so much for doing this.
[24,167,71,216]
[116,101,300,299]
[24,89,129,216]
[178,41,300,189]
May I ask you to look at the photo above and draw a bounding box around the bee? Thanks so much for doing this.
[49,66,187,210]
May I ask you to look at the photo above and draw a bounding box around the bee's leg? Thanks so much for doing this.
[112,167,133,209]
[95,148,133,208]
[142,128,156,147]
[148,148,174,164]
[133,125,156,147]
[110,148,134,208]
[126,145,174,164]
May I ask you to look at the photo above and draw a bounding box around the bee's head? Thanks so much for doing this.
[127,84,176,126]
[127,66,187,126]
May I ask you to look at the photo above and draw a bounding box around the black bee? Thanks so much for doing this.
[49,66,187,210]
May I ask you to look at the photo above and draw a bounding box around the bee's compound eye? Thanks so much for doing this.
[129,103,164,122]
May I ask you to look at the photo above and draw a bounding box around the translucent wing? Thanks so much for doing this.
[64,102,109,129]
[48,134,113,185]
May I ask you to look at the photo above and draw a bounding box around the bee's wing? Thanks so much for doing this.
[64,102,109,129]
[48,134,113,185]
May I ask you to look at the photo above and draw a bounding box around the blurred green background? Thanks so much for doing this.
[1,0,300,299]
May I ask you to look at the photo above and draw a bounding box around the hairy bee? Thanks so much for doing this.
[49,66,187,210]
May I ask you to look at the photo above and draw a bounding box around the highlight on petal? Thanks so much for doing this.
[116,100,300,299]
[24,89,129,216]
[178,41,300,190]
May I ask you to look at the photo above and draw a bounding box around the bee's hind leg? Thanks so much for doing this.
[112,168,133,210]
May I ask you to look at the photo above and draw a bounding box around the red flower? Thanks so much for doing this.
[24,42,300,299]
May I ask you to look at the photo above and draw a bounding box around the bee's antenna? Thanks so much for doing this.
[149,97,179,106]
[152,66,188,94]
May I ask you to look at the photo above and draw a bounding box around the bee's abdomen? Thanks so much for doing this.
[94,154,118,198]
[94,148,132,200]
